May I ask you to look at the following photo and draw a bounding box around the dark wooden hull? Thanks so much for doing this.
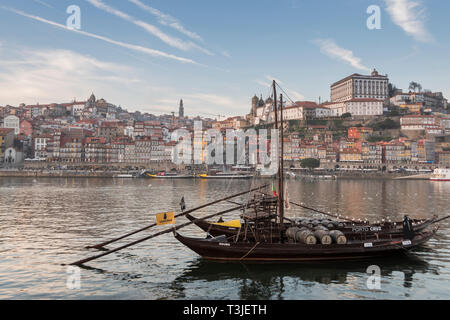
[184,212,434,241]
[175,230,436,262]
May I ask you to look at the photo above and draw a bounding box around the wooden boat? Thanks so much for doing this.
[184,210,438,242]
[174,80,443,262]
[174,229,437,262]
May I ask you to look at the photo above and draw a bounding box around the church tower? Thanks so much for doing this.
[179,99,184,118]
[251,94,259,116]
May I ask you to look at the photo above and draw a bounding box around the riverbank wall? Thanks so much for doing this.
[0,170,431,180]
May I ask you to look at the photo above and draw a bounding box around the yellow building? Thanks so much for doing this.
[0,128,15,162]
[340,149,362,162]
[400,103,422,114]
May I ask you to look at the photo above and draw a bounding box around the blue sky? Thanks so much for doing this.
[0,0,449,117]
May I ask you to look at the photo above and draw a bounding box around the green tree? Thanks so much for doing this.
[300,158,320,170]
[408,81,422,93]
[371,118,399,130]
[388,83,398,97]
[341,112,352,119]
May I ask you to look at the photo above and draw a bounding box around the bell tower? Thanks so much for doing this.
[179,99,184,118]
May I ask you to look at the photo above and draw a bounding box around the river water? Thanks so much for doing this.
[0,177,449,299]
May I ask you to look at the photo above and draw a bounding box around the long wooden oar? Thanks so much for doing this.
[86,185,267,249]
[68,205,243,266]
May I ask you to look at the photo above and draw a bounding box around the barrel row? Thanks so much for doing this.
[286,227,347,245]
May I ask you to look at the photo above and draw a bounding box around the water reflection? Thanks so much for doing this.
[0,177,449,299]
[172,253,432,299]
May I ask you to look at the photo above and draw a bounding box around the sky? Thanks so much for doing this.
[0,0,449,117]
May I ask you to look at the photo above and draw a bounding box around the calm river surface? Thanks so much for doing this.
[0,177,449,299]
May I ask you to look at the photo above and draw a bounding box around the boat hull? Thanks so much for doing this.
[143,172,193,179]
[430,168,450,181]
[198,175,253,179]
[175,230,436,262]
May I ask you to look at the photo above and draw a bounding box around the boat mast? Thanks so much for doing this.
[272,80,284,225]
[279,93,284,226]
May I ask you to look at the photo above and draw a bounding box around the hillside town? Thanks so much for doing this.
[1,69,450,173]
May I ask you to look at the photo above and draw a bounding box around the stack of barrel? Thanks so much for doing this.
[286,218,347,245]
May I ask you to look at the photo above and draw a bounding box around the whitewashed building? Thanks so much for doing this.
[330,69,389,103]
[324,99,383,117]
[3,115,20,135]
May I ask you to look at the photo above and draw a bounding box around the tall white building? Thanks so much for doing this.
[323,69,388,116]
[2,115,20,135]
[330,69,389,102]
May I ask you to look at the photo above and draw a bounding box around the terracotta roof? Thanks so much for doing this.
[331,73,387,87]
[0,128,14,135]
[346,98,384,103]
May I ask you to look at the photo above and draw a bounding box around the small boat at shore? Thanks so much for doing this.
[143,171,194,179]
[198,172,253,179]
[430,168,450,181]
[114,174,136,178]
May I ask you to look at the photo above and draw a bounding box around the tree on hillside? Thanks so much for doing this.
[300,158,320,170]
[409,81,422,93]
[388,83,398,97]
[371,118,400,131]
[341,112,352,119]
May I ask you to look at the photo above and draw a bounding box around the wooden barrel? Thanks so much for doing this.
[311,220,320,226]
[286,227,302,242]
[331,221,340,227]
[315,225,328,231]
[314,230,332,245]
[326,222,335,229]
[299,230,317,245]
[329,230,347,244]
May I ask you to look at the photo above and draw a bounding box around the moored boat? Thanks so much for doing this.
[144,171,194,179]
[175,229,437,262]
[198,172,253,179]
[184,210,438,242]
[430,168,450,181]
[173,80,444,263]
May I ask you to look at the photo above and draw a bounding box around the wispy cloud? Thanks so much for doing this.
[0,48,140,104]
[221,50,231,58]
[128,0,203,42]
[32,0,54,9]
[265,75,283,85]
[2,7,198,65]
[313,38,371,72]
[384,0,434,43]
[0,45,243,116]
[86,0,213,55]
[154,93,246,116]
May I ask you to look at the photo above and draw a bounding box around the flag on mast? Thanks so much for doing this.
[272,183,277,197]
[284,181,290,210]
[180,196,186,212]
